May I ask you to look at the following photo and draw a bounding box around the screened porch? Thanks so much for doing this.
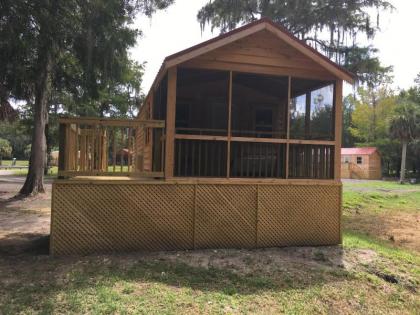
[154,67,339,180]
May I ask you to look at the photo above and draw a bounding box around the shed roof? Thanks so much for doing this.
[146,18,355,98]
[341,147,379,156]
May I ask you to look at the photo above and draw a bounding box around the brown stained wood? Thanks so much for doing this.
[120,127,124,172]
[198,52,327,72]
[227,71,233,178]
[181,59,336,81]
[112,129,117,172]
[57,171,164,178]
[175,134,228,142]
[128,128,132,173]
[334,80,343,181]
[164,67,177,179]
[265,24,354,83]
[58,124,67,172]
[50,181,341,255]
[285,76,291,179]
[59,117,165,128]
[165,24,266,68]
[162,21,353,83]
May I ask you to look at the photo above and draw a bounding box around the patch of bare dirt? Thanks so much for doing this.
[0,176,51,255]
[344,211,420,252]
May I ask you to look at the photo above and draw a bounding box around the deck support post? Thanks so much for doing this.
[334,80,343,181]
[165,67,177,179]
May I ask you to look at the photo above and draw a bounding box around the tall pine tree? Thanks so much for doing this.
[197,0,393,85]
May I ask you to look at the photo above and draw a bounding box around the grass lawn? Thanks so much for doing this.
[0,180,419,314]
[3,160,129,176]
[0,159,29,167]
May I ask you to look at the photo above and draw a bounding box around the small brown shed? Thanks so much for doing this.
[341,147,382,179]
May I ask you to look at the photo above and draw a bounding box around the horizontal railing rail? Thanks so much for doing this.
[58,117,165,178]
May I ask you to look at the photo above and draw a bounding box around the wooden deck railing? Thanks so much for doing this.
[58,117,165,178]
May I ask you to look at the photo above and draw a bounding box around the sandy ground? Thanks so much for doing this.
[0,174,52,255]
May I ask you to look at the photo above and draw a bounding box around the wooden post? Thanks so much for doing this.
[164,67,177,179]
[285,76,291,179]
[226,71,233,178]
[58,123,67,172]
[334,80,343,181]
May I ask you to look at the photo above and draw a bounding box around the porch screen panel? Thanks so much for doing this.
[153,75,167,120]
[288,144,334,179]
[231,73,288,138]
[290,79,335,140]
[230,142,286,178]
[176,68,229,136]
[175,139,227,177]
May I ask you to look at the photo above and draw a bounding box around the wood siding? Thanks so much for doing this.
[341,152,382,180]
[181,30,336,80]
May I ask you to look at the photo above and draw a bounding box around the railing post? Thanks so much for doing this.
[334,80,343,181]
[58,123,67,174]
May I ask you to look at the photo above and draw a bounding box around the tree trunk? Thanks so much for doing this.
[45,122,51,176]
[20,48,52,195]
[399,140,408,184]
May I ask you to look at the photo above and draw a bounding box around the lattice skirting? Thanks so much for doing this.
[50,181,342,255]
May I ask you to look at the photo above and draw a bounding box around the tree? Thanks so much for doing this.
[197,0,393,85]
[0,120,32,159]
[0,138,12,165]
[342,95,357,147]
[389,100,420,183]
[1,0,174,196]
[350,87,396,143]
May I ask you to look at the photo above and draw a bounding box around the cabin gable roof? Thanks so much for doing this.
[143,18,356,110]
[164,18,355,84]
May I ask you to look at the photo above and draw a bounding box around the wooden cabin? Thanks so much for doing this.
[341,147,382,180]
[51,18,354,255]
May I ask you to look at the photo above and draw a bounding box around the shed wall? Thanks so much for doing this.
[341,152,381,180]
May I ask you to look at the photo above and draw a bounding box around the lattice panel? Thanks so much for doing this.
[195,185,257,249]
[51,183,195,255]
[257,185,341,247]
[51,182,342,255]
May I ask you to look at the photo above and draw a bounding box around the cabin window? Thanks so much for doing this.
[176,68,229,136]
[357,156,363,164]
[290,79,335,140]
[231,73,288,138]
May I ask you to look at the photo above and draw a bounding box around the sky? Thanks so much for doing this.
[131,0,420,95]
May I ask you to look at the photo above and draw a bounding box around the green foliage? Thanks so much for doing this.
[389,98,420,142]
[0,138,12,160]
[1,0,174,193]
[350,87,397,143]
[197,0,394,85]
[0,119,31,159]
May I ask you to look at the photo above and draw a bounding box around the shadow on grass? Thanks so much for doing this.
[0,233,49,256]
[0,246,351,314]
